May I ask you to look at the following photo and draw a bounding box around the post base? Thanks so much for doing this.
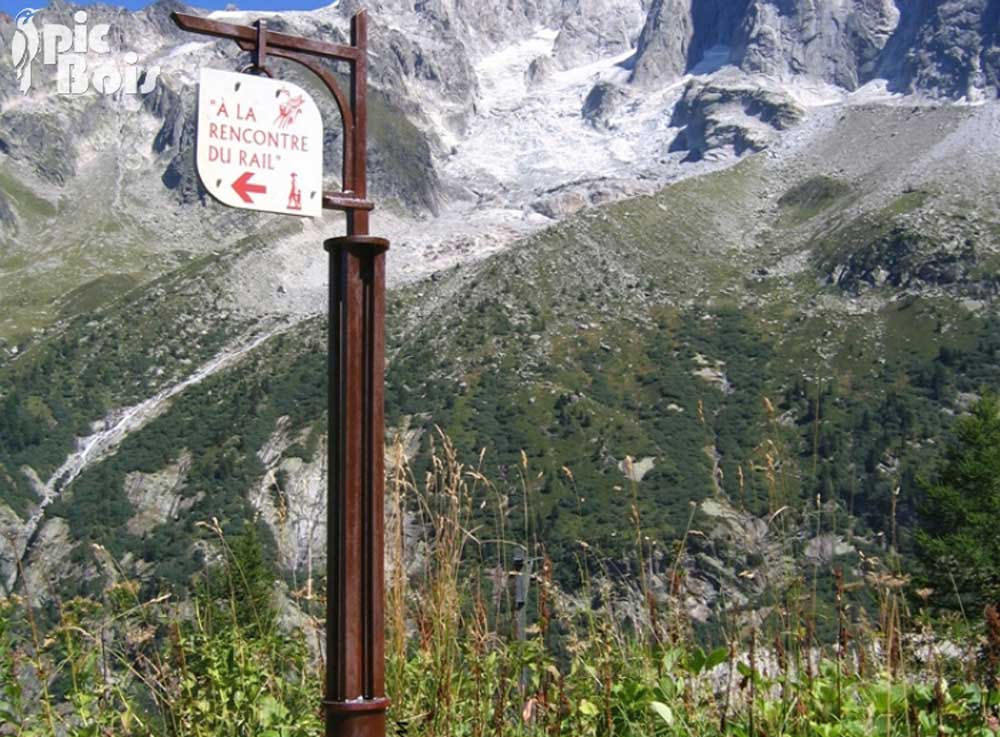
[324,698,390,737]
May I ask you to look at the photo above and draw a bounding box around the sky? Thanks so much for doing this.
[1,0,331,19]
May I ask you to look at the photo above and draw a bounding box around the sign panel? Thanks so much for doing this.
[196,68,323,217]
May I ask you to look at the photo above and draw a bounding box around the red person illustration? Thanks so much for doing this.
[288,173,302,211]
[275,88,305,129]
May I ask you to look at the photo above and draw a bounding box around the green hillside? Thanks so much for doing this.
[1,149,997,612]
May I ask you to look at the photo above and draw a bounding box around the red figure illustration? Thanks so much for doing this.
[287,172,302,211]
[275,88,305,129]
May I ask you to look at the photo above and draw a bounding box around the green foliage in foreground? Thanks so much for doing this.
[0,522,322,737]
[3,445,1000,737]
[1,567,998,737]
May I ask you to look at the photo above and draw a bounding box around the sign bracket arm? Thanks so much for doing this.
[172,10,371,212]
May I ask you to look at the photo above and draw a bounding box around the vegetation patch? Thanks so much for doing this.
[0,169,59,223]
[57,273,140,318]
[777,175,851,224]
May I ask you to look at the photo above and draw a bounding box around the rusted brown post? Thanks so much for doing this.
[323,12,389,737]
[171,10,388,737]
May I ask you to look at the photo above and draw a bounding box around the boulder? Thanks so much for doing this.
[669,74,804,160]
[582,81,628,129]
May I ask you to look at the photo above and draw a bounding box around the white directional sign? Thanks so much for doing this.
[196,68,323,217]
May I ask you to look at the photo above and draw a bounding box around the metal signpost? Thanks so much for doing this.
[173,11,389,737]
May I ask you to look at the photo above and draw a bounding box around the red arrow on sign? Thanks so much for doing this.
[232,171,267,203]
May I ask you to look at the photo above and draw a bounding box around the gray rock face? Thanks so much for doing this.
[0,16,15,106]
[381,25,476,117]
[367,89,442,213]
[250,419,328,576]
[0,191,15,233]
[525,56,557,87]
[630,0,998,99]
[631,0,696,83]
[551,0,649,68]
[631,0,750,84]
[124,452,198,536]
[366,0,645,80]
[397,0,578,47]
[144,75,206,205]
[133,0,194,41]
[22,518,77,607]
[738,0,899,88]
[146,76,189,156]
[159,109,204,206]
[0,110,78,185]
[0,501,27,595]
[879,0,1000,99]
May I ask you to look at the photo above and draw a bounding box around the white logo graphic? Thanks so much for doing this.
[11,8,39,94]
[8,9,160,95]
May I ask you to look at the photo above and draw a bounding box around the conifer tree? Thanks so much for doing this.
[915,393,1000,615]
[217,521,278,637]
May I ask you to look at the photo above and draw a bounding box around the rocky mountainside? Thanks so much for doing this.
[0,0,999,619]
[631,0,1000,100]
[0,0,997,346]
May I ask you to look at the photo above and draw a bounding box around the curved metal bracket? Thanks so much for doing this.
[235,39,356,192]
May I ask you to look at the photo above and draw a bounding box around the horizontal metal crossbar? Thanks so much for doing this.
[172,13,362,62]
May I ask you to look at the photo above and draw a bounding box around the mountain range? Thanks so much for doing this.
[0,0,998,623]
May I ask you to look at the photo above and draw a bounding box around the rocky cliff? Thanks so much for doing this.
[631,0,1000,100]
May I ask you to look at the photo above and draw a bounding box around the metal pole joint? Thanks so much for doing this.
[324,236,391,254]
[323,697,391,714]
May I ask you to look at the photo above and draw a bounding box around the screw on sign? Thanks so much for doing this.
[174,11,390,737]
[196,68,323,217]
